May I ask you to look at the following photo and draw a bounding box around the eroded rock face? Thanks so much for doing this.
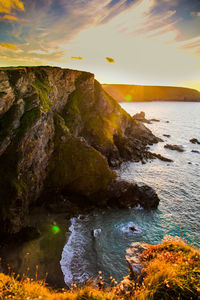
[0,66,160,235]
[126,242,148,282]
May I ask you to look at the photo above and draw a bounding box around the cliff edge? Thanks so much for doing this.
[0,67,160,235]
[103,84,200,102]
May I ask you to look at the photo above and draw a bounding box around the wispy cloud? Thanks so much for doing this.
[0,0,199,89]
[0,42,20,50]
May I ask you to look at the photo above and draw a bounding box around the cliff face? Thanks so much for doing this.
[0,67,159,234]
[103,84,200,102]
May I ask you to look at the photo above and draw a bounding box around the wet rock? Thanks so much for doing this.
[190,138,200,144]
[191,150,200,154]
[150,118,160,122]
[164,144,185,152]
[129,226,136,231]
[104,179,160,209]
[150,152,173,162]
[163,134,171,138]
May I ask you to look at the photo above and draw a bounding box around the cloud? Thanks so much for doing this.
[191,11,200,17]
[71,56,83,60]
[0,14,22,21]
[0,42,20,50]
[106,57,115,63]
[0,0,24,13]
[1,0,200,89]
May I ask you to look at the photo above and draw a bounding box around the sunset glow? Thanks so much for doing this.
[0,0,199,90]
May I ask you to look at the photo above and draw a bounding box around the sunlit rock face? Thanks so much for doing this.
[103,84,200,102]
[0,66,159,234]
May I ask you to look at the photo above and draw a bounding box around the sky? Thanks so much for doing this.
[0,0,200,90]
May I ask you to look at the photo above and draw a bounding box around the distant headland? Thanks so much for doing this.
[102,84,200,102]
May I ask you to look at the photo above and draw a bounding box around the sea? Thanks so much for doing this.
[60,101,200,286]
[1,101,199,288]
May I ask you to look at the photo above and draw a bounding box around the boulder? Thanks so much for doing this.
[103,179,160,209]
[191,150,200,154]
[190,138,200,144]
[163,134,171,138]
[164,144,185,152]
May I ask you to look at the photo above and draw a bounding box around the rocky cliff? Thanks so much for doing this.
[0,67,160,235]
[103,84,200,102]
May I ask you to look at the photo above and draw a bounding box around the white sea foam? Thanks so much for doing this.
[116,222,142,234]
[93,228,101,237]
[134,204,144,210]
[60,217,77,287]
[60,217,92,286]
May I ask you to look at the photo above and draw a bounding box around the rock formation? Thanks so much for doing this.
[164,144,185,152]
[0,66,160,235]
[132,111,151,124]
[190,138,200,145]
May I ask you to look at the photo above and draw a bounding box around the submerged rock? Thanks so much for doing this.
[164,144,185,152]
[191,150,200,154]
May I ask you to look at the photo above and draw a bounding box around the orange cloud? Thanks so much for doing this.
[106,57,115,63]
[0,14,21,21]
[0,0,24,13]
[71,56,83,60]
[0,43,20,50]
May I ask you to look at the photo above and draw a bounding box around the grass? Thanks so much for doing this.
[134,237,200,299]
[0,238,199,299]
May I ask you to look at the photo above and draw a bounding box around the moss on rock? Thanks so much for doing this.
[45,114,115,198]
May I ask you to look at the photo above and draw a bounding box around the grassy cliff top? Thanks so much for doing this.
[0,238,199,299]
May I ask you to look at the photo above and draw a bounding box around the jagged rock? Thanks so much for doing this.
[126,242,148,281]
[150,152,173,162]
[164,144,185,152]
[0,66,160,235]
[132,111,151,124]
[190,138,200,144]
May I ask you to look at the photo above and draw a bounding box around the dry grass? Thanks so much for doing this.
[134,238,200,299]
[0,238,199,299]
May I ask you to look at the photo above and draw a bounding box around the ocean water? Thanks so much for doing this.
[60,101,200,287]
